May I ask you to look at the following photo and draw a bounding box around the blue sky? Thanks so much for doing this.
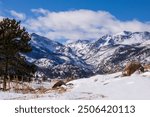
[1,0,150,21]
[0,0,150,42]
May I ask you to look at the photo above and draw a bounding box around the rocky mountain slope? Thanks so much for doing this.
[25,31,150,79]
[25,33,93,79]
[68,31,150,74]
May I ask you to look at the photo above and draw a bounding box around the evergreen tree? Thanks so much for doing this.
[0,18,34,91]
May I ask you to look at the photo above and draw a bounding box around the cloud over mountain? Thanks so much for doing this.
[24,9,150,42]
[0,8,150,42]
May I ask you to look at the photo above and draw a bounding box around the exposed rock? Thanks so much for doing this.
[52,80,66,89]
[122,61,144,76]
[144,65,150,71]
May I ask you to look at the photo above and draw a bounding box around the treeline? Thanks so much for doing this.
[0,18,35,91]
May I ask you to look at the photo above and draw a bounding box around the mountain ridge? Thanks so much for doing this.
[25,31,150,79]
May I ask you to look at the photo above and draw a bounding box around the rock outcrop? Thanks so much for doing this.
[122,61,144,76]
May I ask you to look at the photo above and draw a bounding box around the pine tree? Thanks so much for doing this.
[0,18,34,91]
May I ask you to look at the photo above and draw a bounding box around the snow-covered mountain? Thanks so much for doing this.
[68,31,150,55]
[92,31,150,48]
[86,31,150,73]
[68,31,150,74]
[25,31,150,79]
[67,40,92,58]
[26,33,93,79]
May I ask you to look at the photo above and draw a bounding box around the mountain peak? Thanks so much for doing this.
[75,40,91,44]
[31,33,45,38]
[119,31,132,35]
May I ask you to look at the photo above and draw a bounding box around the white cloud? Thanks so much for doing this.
[31,8,49,15]
[25,9,150,42]
[10,10,26,20]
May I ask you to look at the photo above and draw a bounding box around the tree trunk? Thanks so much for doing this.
[3,75,7,91]
[8,76,10,90]
[15,76,19,93]
[3,57,8,91]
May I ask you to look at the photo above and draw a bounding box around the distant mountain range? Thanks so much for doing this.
[25,31,150,79]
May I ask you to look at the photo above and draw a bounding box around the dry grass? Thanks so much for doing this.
[0,77,74,94]
[51,86,67,94]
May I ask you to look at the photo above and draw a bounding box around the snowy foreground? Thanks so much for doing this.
[0,72,150,100]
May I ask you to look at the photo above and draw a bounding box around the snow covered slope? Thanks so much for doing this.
[0,72,150,100]
[64,72,150,100]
